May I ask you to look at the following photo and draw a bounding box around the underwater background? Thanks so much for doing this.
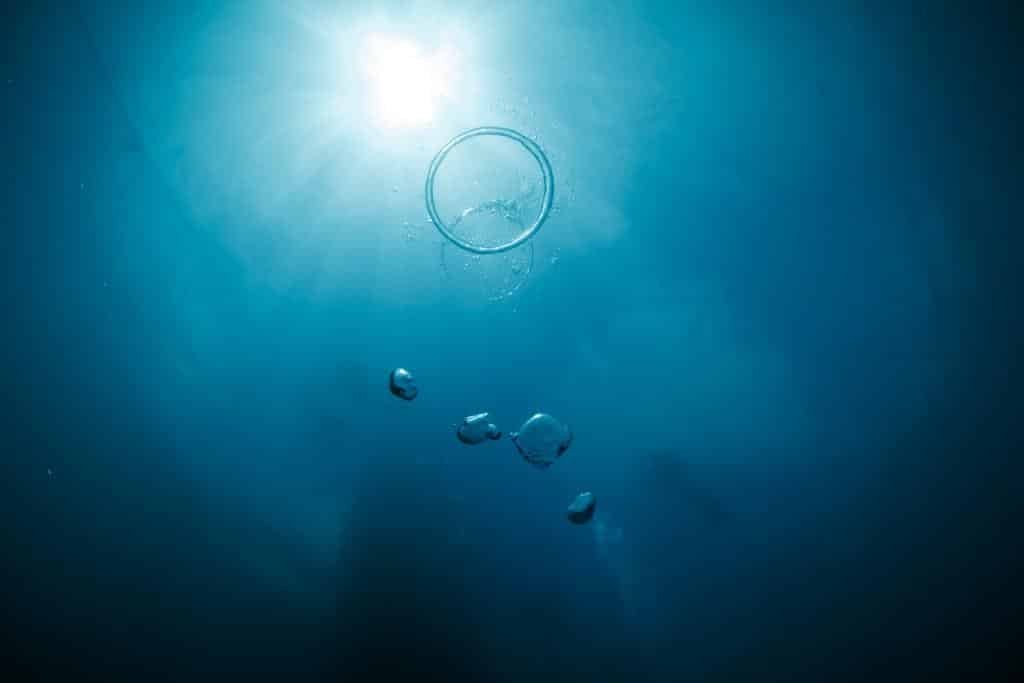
[3,1,1021,680]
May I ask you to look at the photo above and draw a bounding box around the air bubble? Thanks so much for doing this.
[510,413,572,469]
[456,412,502,445]
[388,367,418,401]
[425,127,554,254]
[567,492,596,524]
[402,221,421,241]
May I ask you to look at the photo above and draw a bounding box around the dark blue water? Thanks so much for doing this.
[4,2,1020,680]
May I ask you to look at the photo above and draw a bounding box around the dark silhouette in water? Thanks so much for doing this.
[332,456,632,681]
[643,449,731,527]
[333,460,489,679]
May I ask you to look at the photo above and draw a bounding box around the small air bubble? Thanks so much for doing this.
[388,368,418,401]
[567,492,596,524]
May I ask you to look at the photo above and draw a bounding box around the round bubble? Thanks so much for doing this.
[440,200,534,301]
[510,413,572,469]
[567,492,596,524]
[456,412,502,445]
[425,127,554,254]
[388,367,418,401]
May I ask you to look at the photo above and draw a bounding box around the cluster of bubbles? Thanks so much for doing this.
[388,367,595,525]
[381,128,593,525]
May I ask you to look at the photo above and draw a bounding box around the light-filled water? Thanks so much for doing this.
[5,1,1021,680]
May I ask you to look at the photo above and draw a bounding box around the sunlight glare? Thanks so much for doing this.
[362,34,458,128]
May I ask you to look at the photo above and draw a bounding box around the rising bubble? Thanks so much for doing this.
[456,412,502,445]
[388,367,419,401]
[567,492,596,524]
[425,127,554,254]
[510,413,572,469]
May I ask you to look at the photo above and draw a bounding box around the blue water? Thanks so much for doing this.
[5,1,1020,680]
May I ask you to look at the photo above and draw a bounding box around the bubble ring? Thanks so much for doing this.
[425,127,554,254]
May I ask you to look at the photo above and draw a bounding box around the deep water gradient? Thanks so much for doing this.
[3,2,1021,681]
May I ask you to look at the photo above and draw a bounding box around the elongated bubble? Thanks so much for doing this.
[567,492,596,524]
[456,412,502,445]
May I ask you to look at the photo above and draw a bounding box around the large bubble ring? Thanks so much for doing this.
[425,127,554,254]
